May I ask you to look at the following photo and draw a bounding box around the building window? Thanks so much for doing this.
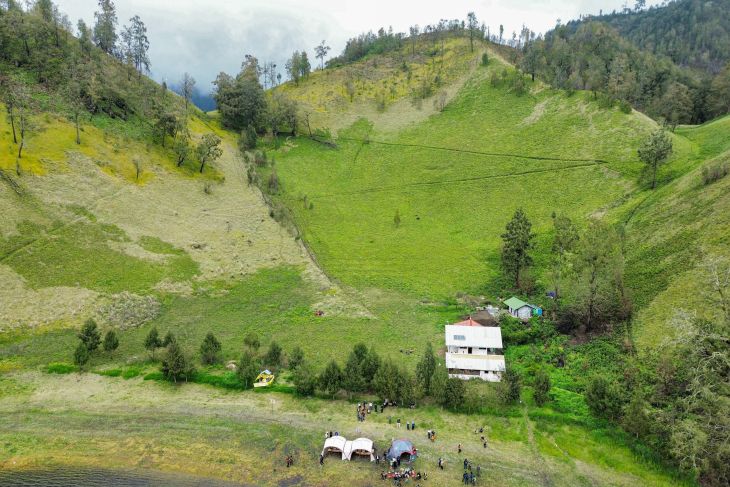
[453,335,466,341]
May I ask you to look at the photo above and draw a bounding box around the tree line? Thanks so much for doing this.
[1,1,223,176]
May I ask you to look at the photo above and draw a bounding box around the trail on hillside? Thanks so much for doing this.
[308,160,609,199]
[337,137,610,164]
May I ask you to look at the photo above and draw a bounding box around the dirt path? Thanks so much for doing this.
[523,408,554,487]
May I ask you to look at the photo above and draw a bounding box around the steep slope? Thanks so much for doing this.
[623,116,730,349]
[261,49,661,297]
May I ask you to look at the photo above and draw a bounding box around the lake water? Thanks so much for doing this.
[0,467,248,486]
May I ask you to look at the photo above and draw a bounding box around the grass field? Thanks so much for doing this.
[261,58,667,298]
[0,372,692,486]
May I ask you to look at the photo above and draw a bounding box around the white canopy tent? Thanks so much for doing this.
[321,436,347,458]
[343,438,375,461]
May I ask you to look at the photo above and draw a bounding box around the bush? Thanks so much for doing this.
[701,161,729,185]
[442,378,466,410]
[319,360,343,398]
[500,369,521,404]
[244,332,260,351]
[239,124,257,152]
[500,315,557,345]
[481,53,489,66]
[46,362,77,374]
[618,100,632,114]
[585,376,624,420]
[200,332,222,365]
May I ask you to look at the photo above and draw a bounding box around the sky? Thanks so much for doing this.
[54,0,664,93]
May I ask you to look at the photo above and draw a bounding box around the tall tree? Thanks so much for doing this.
[409,25,419,55]
[415,342,436,395]
[93,0,117,55]
[319,360,343,399]
[103,329,119,352]
[180,72,195,112]
[467,12,478,52]
[285,51,302,84]
[237,350,260,389]
[144,327,162,360]
[500,208,535,289]
[314,40,330,70]
[638,129,673,189]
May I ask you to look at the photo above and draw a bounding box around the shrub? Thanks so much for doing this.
[239,124,257,152]
[585,376,624,420]
[618,100,632,114]
[200,332,222,365]
[244,332,260,351]
[442,378,466,410]
[162,331,176,347]
[481,53,489,66]
[701,161,729,185]
[319,360,343,398]
[46,363,77,374]
[500,369,521,404]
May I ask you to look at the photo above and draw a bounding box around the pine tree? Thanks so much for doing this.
[237,350,260,389]
[74,342,90,367]
[288,346,304,370]
[78,318,101,352]
[243,332,260,351]
[415,342,436,395]
[264,341,282,368]
[162,331,176,347]
[343,350,365,396]
[501,208,535,289]
[319,360,343,399]
[102,329,119,352]
[144,327,162,360]
[162,340,195,383]
[293,361,317,396]
[200,332,222,365]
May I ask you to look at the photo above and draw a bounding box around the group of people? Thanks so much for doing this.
[380,468,427,481]
[474,426,488,448]
[356,402,373,422]
[461,458,481,485]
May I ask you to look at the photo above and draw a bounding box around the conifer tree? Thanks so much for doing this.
[501,208,535,289]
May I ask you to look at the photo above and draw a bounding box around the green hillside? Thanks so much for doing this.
[1,2,729,486]
[262,51,664,297]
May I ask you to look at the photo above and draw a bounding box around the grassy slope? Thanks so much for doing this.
[265,54,663,297]
[623,116,730,349]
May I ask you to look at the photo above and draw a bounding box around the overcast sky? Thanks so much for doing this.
[54,0,663,93]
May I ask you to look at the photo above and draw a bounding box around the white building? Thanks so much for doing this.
[445,318,505,382]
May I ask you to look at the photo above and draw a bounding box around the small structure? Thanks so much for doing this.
[445,318,505,382]
[322,436,347,459]
[253,369,275,388]
[385,439,417,462]
[504,297,542,321]
[343,438,375,461]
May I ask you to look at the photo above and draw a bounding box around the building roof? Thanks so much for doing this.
[445,324,503,348]
[504,297,529,309]
[454,317,481,327]
[322,436,347,453]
